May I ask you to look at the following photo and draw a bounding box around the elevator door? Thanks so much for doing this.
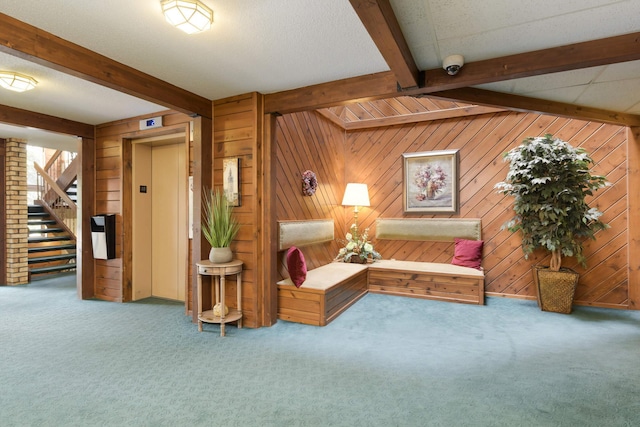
[151,142,187,300]
[132,138,187,302]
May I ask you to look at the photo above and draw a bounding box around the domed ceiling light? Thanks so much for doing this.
[161,0,213,34]
[0,71,38,92]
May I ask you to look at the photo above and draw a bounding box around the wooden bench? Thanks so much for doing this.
[368,218,485,305]
[277,262,368,326]
[276,220,368,326]
[276,218,485,326]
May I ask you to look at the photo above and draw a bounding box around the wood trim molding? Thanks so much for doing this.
[261,112,278,326]
[349,0,419,89]
[627,127,640,310]
[191,116,213,323]
[0,12,211,119]
[78,136,95,299]
[428,88,640,127]
[352,106,507,130]
[314,109,345,129]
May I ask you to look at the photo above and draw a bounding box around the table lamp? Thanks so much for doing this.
[341,183,370,231]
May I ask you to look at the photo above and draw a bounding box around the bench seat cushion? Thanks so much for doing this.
[278,262,369,291]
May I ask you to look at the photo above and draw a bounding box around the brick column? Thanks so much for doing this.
[5,139,28,285]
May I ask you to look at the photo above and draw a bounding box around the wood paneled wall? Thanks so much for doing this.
[275,109,630,309]
[88,96,271,328]
[275,111,347,277]
[93,111,193,303]
[213,93,265,328]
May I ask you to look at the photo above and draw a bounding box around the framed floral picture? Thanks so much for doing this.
[223,157,240,207]
[402,149,459,213]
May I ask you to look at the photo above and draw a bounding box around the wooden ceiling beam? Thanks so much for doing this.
[266,31,640,125]
[0,104,94,138]
[421,31,640,91]
[349,0,419,89]
[264,71,398,115]
[427,88,640,127]
[0,13,211,119]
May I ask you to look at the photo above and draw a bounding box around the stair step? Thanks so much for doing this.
[27,205,45,213]
[27,212,49,218]
[28,253,77,264]
[30,263,77,275]
[29,228,65,234]
[28,236,73,243]
[28,219,57,226]
[28,243,77,253]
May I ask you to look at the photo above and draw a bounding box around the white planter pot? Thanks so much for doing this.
[209,247,232,263]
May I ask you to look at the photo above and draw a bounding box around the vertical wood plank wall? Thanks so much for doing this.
[213,93,263,328]
[93,111,193,303]
[275,109,631,309]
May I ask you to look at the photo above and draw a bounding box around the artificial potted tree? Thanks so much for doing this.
[495,134,609,313]
[202,187,240,264]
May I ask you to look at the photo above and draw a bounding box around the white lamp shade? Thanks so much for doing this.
[0,71,38,92]
[342,183,370,207]
[162,0,213,34]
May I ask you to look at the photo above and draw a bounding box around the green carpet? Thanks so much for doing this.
[1,274,639,426]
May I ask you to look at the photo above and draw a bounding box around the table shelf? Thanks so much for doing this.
[199,309,243,324]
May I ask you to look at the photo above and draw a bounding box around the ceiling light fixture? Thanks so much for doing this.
[0,71,38,92]
[161,0,213,34]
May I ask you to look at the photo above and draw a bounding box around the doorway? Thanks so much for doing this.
[132,133,188,301]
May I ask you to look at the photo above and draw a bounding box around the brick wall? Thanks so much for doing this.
[5,139,28,285]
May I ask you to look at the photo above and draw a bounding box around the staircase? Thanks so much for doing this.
[66,180,77,204]
[28,150,79,279]
[28,204,77,277]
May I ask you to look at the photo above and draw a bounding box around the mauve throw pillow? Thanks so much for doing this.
[286,246,307,288]
[451,238,484,270]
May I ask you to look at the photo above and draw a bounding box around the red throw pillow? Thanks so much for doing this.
[286,246,307,288]
[451,238,483,270]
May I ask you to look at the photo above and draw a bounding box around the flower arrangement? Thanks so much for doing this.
[335,224,381,263]
[414,163,447,200]
[301,170,318,196]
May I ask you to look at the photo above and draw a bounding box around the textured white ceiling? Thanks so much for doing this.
[0,0,639,148]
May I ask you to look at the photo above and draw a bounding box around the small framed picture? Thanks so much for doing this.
[223,157,240,207]
[403,149,459,214]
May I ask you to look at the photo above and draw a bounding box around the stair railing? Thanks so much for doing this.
[34,162,77,239]
[43,150,75,184]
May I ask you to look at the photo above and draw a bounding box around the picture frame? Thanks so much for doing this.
[402,149,459,214]
[223,157,240,207]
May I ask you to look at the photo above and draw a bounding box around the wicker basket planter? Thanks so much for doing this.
[532,266,579,314]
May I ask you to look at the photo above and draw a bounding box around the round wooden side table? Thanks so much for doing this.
[196,259,243,337]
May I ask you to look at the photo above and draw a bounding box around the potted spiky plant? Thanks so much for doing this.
[202,188,239,264]
[495,134,609,313]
